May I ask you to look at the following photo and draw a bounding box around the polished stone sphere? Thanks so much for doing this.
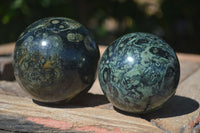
[98,33,180,113]
[14,17,100,103]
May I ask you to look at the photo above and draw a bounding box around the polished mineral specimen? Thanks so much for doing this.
[14,17,100,103]
[98,32,180,113]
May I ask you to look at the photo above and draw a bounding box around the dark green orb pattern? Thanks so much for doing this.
[98,33,180,113]
[14,17,100,103]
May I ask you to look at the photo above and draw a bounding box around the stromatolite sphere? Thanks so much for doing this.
[98,33,180,113]
[14,17,100,103]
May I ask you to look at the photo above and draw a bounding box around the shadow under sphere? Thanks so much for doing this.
[113,95,199,120]
[142,95,199,120]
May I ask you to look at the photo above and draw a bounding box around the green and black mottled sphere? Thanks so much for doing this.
[98,33,180,113]
[14,17,100,103]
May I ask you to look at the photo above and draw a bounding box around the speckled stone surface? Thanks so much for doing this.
[98,33,180,113]
[14,17,100,103]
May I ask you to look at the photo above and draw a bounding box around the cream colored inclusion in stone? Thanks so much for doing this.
[43,33,48,38]
[67,33,75,42]
[24,42,28,46]
[67,33,83,42]
[59,25,65,29]
[52,20,60,24]
[65,21,81,29]
[119,43,124,48]
[76,34,83,41]
[71,23,81,29]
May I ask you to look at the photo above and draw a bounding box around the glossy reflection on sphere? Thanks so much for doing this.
[98,33,180,113]
[14,17,100,103]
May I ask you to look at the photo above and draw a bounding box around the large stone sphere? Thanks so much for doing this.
[98,32,180,113]
[14,17,100,103]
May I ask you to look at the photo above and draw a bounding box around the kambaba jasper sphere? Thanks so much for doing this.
[14,17,100,103]
[98,32,180,113]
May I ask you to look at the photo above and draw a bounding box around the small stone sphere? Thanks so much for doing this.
[14,17,100,103]
[98,32,180,113]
